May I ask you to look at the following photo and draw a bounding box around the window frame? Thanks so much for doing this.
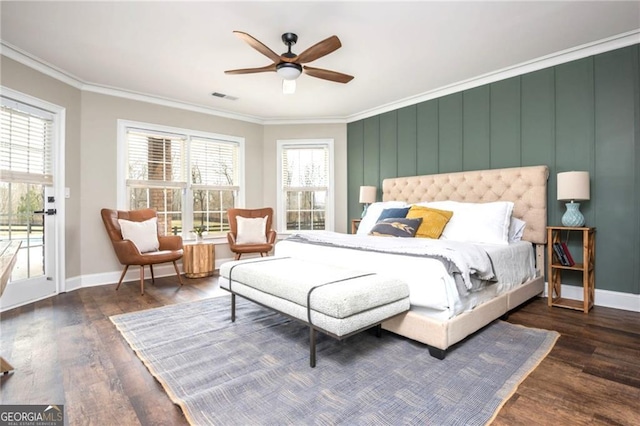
[276,138,334,234]
[117,120,245,240]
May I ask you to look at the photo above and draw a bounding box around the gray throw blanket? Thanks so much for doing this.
[286,231,496,293]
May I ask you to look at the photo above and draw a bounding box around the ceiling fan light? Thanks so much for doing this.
[276,62,302,80]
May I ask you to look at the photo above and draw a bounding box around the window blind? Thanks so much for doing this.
[126,129,186,188]
[281,146,328,190]
[190,137,239,190]
[0,104,53,185]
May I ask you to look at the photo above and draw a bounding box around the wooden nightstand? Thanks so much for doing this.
[183,241,215,278]
[547,226,595,313]
[350,219,361,234]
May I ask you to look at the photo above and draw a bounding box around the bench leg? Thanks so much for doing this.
[375,324,382,338]
[231,294,236,322]
[310,327,316,368]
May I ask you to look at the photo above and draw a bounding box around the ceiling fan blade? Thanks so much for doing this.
[303,66,354,84]
[225,63,277,75]
[233,31,281,63]
[296,35,342,64]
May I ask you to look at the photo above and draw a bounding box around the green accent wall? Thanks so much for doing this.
[347,44,640,295]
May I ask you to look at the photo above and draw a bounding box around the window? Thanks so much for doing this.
[118,121,243,239]
[277,139,334,232]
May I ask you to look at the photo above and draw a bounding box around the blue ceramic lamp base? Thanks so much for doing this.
[561,202,585,227]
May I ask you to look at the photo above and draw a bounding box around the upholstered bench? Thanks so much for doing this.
[219,257,410,367]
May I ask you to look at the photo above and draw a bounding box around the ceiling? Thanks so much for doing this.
[1,1,639,123]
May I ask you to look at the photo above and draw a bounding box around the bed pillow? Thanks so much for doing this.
[118,217,160,253]
[369,217,422,238]
[236,216,267,244]
[426,200,514,245]
[356,201,408,235]
[376,207,410,221]
[406,206,453,239]
[509,217,527,243]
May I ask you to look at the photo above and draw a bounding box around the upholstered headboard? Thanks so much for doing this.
[382,165,549,245]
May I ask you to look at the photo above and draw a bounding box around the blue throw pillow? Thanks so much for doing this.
[369,217,422,237]
[377,207,410,221]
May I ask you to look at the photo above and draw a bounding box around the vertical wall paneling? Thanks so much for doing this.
[438,93,463,173]
[634,45,640,295]
[379,111,398,182]
[363,116,381,198]
[521,68,556,222]
[416,100,439,175]
[463,86,491,171]
[346,45,640,296]
[347,121,364,227]
[595,46,638,293]
[397,105,418,177]
[555,57,596,226]
[490,77,522,168]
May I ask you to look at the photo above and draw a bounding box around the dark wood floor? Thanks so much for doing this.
[1,275,639,425]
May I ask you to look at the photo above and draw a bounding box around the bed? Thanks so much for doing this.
[275,165,548,358]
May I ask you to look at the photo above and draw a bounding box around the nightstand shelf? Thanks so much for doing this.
[547,226,595,313]
[351,219,361,234]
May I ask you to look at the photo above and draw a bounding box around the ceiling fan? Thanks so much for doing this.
[225,31,354,93]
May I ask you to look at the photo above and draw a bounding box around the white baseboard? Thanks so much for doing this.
[543,282,640,313]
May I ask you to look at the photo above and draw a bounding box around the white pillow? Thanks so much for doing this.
[425,201,514,245]
[509,217,527,243]
[236,216,267,244]
[118,217,160,253]
[356,201,407,235]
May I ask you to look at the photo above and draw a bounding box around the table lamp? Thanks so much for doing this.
[359,186,376,218]
[557,171,590,227]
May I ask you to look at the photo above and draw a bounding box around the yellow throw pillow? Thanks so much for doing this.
[406,206,453,239]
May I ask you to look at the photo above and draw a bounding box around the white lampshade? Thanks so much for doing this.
[557,171,590,201]
[359,186,376,204]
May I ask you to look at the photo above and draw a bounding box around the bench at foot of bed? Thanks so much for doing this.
[220,257,410,367]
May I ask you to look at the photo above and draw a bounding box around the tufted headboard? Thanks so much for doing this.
[382,165,549,245]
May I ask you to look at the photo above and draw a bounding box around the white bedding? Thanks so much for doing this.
[275,234,535,320]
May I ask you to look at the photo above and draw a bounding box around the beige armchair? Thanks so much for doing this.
[101,208,183,295]
[227,208,277,260]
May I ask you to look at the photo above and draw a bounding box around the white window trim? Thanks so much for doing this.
[1,86,66,293]
[116,119,245,237]
[276,138,335,233]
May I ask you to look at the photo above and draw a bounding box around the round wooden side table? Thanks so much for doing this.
[183,241,215,278]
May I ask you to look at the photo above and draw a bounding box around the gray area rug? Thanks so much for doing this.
[110,295,559,425]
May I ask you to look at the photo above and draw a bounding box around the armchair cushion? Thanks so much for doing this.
[117,217,160,253]
[236,216,268,244]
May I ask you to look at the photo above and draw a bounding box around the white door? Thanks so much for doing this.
[0,184,57,309]
[0,89,63,311]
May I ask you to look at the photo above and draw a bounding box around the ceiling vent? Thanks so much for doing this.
[211,92,238,101]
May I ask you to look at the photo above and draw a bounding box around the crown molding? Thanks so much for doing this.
[82,84,265,125]
[3,30,639,126]
[1,40,266,125]
[345,29,640,123]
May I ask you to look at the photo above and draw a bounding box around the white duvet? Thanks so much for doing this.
[275,232,535,320]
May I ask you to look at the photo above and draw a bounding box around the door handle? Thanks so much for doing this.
[33,209,57,216]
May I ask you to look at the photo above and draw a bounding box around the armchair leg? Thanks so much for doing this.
[150,264,155,284]
[116,265,129,291]
[172,261,184,287]
[234,253,242,260]
[139,266,145,295]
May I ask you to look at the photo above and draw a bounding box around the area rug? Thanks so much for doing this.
[110,295,559,425]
